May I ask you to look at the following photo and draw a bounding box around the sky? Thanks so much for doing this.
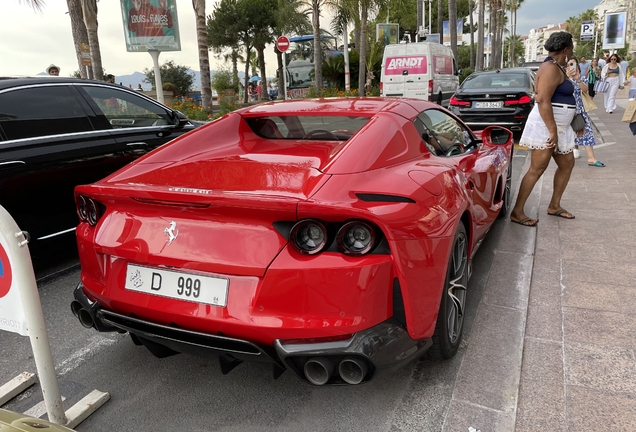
[1,0,603,81]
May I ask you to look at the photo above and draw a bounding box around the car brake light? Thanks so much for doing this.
[428,80,434,100]
[380,82,383,95]
[450,97,470,106]
[504,95,532,105]
[290,219,328,255]
[76,195,104,226]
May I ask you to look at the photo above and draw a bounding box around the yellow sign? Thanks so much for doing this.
[80,43,92,66]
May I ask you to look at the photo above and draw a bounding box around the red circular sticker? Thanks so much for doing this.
[0,244,13,298]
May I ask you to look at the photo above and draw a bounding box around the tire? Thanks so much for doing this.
[429,221,468,360]
[437,92,443,106]
[498,146,513,220]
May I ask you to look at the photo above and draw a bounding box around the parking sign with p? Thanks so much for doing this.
[581,20,595,40]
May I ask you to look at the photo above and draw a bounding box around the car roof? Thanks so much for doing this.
[467,68,532,76]
[0,76,114,89]
[237,97,437,119]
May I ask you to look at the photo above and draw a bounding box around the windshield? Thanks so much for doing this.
[461,73,528,89]
[245,115,370,141]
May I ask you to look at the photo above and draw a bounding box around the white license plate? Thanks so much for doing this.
[125,264,229,307]
[474,101,503,108]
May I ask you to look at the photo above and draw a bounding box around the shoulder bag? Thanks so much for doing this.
[594,79,609,93]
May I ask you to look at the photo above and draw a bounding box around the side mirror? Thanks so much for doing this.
[456,69,461,76]
[481,126,512,146]
[172,110,189,127]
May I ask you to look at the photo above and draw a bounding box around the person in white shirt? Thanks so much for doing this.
[600,54,626,113]
[624,68,636,99]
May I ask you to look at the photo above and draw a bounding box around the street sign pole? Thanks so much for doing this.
[149,50,164,104]
[0,205,110,428]
[276,36,290,100]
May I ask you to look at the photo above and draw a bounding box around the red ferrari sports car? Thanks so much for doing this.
[71,98,513,386]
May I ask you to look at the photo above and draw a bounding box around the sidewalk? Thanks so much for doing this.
[515,94,636,431]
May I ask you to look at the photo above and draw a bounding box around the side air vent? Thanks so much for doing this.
[356,193,416,203]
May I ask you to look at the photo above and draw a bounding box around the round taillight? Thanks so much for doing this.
[290,220,328,255]
[337,221,376,256]
[78,195,88,221]
[87,198,100,226]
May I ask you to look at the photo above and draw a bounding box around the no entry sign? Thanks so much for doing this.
[0,243,12,298]
[277,36,290,53]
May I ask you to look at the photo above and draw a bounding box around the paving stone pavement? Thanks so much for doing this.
[514,94,636,431]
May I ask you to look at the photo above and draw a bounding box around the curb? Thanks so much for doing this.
[443,153,540,431]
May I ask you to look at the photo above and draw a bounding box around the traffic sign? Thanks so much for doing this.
[277,36,290,53]
[581,20,595,41]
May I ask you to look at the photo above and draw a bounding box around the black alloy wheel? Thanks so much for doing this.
[429,221,468,360]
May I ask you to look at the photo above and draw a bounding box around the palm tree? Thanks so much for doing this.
[477,0,484,70]
[66,0,93,79]
[309,0,325,90]
[16,0,44,10]
[449,0,458,61]
[193,0,212,111]
[80,0,103,80]
[468,0,475,69]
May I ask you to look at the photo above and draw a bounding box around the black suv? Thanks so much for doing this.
[0,77,204,247]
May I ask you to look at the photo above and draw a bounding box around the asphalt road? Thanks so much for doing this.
[0,151,528,431]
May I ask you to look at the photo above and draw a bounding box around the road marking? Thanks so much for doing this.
[57,337,120,377]
[24,396,66,419]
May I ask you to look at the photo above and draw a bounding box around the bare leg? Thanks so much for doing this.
[511,148,553,224]
[584,145,598,164]
[547,152,575,216]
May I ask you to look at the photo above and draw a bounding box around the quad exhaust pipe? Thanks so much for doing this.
[303,356,370,385]
[338,357,369,385]
[71,300,95,329]
[303,357,334,386]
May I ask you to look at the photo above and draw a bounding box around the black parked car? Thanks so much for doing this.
[449,68,535,133]
[0,77,204,247]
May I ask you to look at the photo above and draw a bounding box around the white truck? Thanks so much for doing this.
[380,41,460,107]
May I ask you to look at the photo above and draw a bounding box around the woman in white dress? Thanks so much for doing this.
[510,32,584,226]
[601,54,625,113]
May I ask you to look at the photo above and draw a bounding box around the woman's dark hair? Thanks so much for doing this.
[609,54,622,62]
[544,31,574,52]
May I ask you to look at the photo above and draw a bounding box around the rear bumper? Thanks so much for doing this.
[72,282,431,385]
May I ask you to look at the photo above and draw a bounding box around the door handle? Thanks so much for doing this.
[126,142,148,146]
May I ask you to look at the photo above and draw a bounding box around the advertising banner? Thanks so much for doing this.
[377,23,400,45]
[120,0,181,52]
[442,19,464,46]
[383,56,428,75]
[602,12,626,49]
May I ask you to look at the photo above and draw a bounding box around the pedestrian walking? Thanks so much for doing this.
[511,31,583,227]
[578,56,590,79]
[568,57,605,167]
[624,68,636,99]
[601,54,625,113]
[106,74,116,84]
[587,58,599,98]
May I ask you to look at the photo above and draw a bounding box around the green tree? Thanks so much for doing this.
[143,60,195,97]
[503,34,524,66]
[211,69,236,94]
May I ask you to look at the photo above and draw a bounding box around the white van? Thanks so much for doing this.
[380,41,460,107]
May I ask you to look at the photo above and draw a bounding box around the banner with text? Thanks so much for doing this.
[602,12,626,49]
[120,0,181,52]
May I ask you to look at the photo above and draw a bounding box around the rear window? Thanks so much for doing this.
[244,116,371,140]
[462,73,527,89]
